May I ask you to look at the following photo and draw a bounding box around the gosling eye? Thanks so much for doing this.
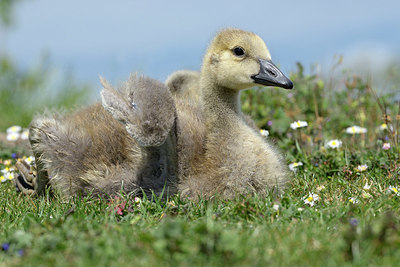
[232,46,245,57]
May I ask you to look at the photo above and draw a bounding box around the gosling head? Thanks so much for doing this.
[100,74,176,147]
[202,28,293,91]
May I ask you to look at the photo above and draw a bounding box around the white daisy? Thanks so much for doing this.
[378,123,393,131]
[348,197,359,204]
[1,167,14,174]
[357,164,368,172]
[288,162,303,171]
[326,139,342,149]
[260,129,269,137]
[24,156,35,165]
[6,125,22,134]
[378,123,388,130]
[303,192,319,206]
[6,132,20,141]
[290,120,308,130]
[345,126,367,134]
[388,186,400,196]
[4,172,15,181]
[20,129,29,140]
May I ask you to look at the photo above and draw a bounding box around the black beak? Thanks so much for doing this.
[251,59,293,89]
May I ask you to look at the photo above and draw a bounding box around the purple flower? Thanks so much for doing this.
[17,249,24,256]
[349,218,358,227]
[2,242,10,251]
[267,120,273,126]
[11,153,17,159]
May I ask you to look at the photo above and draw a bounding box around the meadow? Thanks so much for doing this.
[1,59,399,266]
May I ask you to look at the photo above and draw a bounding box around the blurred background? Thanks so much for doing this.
[1,0,400,130]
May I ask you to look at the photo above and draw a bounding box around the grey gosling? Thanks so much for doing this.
[175,28,293,199]
[16,75,178,199]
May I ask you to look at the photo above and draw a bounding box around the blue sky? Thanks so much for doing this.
[1,0,400,90]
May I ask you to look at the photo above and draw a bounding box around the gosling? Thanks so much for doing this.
[175,28,293,199]
[16,75,178,199]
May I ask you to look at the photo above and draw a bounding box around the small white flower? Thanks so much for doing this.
[20,129,29,140]
[363,182,371,190]
[382,143,391,150]
[357,164,368,172]
[1,167,14,174]
[378,123,388,130]
[2,172,15,181]
[260,129,269,137]
[297,207,304,212]
[290,120,308,130]
[134,197,141,203]
[345,126,367,134]
[316,185,325,192]
[378,123,393,131]
[388,186,400,196]
[24,156,35,165]
[6,125,22,134]
[288,162,303,171]
[6,132,20,141]
[348,197,359,204]
[303,192,319,206]
[272,204,280,211]
[326,139,342,149]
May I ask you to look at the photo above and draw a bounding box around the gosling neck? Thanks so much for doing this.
[200,73,242,118]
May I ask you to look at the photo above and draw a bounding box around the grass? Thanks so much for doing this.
[1,62,400,266]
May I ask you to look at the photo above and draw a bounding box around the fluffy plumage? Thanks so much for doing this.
[175,28,291,198]
[17,28,291,200]
[19,75,178,199]
[166,70,201,102]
